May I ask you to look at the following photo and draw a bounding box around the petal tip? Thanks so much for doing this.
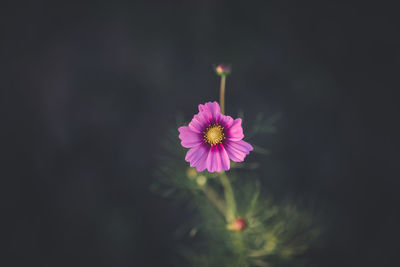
[178,126,187,133]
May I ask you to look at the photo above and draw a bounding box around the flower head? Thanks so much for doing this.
[178,102,253,173]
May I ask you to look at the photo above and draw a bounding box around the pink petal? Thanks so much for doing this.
[185,145,209,169]
[198,102,233,128]
[198,102,221,121]
[229,140,254,154]
[198,103,207,112]
[219,144,230,171]
[196,154,208,172]
[206,145,223,172]
[225,140,253,162]
[178,126,203,148]
[216,113,234,128]
[205,146,216,172]
[225,146,245,162]
[189,110,212,133]
[226,118,244,141]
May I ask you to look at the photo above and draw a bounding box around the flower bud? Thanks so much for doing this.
[186,167,198,179]
[215,64,231,76]
[227,217,246,231]
[196,175,207,186]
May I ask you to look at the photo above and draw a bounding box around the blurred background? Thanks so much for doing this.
[1,1,399,266]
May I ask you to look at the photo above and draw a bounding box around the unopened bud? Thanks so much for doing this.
[186,167,198,179]
[196,175,207,186]
[227,217,246,231]
[215,64,231,76]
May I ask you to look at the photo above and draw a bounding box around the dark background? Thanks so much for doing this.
[1,1,399,266]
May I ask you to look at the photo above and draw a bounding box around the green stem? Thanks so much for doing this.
[219,171,237,222]
[220,172,248,266]
[218,72,236,223]
[219,75,226,115]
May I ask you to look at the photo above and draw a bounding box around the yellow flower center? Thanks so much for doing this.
[204,124,225,145]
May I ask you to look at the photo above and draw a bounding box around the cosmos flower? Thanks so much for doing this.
[178,102,253,172]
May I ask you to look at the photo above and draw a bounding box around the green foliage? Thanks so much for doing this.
[152,112,319,267]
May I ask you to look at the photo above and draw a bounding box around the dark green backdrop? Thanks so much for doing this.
[1,1,398,266]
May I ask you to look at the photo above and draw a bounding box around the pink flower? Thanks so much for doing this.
[178,102,253,173]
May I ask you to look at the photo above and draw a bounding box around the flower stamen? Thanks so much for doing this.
[204,124,225,146]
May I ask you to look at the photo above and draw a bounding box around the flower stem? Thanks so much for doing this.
[218,74,236,221]
[220,172,248,266]
[219,171,237,222]
[219,75,226,115]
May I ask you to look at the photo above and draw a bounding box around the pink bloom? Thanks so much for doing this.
[178,102,253,173]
